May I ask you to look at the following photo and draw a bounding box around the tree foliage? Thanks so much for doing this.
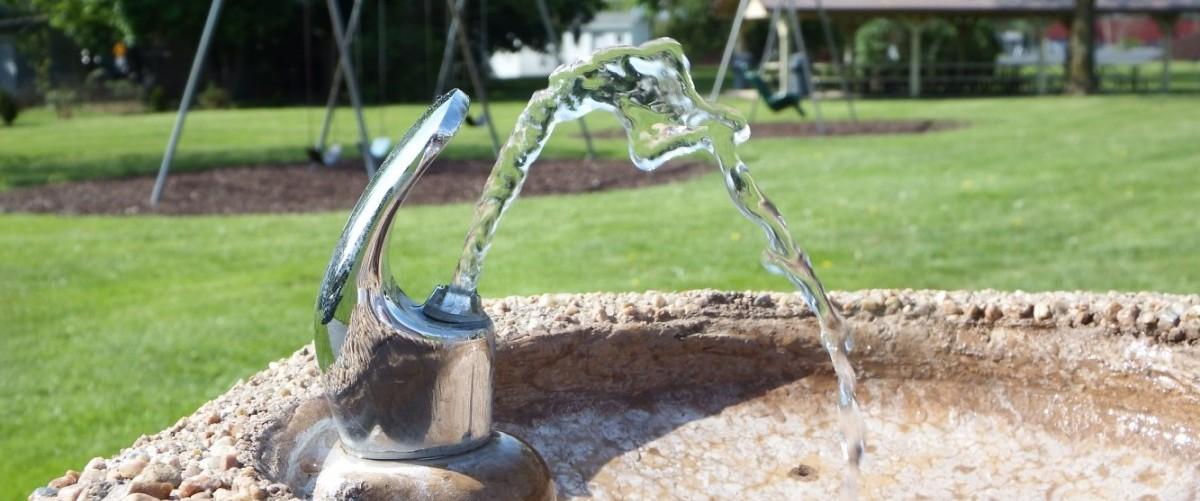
[5,0,607,103]
[634,0,728,58]
[13,0,130,52]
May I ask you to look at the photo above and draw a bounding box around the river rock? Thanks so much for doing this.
[1033,303,1052,321]
[134,462,181,487]
[49,471,79,489]
[179,473,223,498]
[115,459,147,480]
[126,480,172,499]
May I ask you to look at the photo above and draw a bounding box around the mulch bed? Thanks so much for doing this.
[585,119,963,140]
[0,159,710,216]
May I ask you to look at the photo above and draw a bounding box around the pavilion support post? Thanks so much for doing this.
[815,0,857,121]
[1155,14,1178,93]
[1034,20,1048,95]
[844,20,861,95]
[908,20,922,98]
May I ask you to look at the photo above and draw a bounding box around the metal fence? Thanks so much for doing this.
[808,61,1200,96]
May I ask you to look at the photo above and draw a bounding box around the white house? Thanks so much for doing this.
[489,8,652,79]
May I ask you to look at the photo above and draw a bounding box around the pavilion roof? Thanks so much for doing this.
[741,0,1200,17]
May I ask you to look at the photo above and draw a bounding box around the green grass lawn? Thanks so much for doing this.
[2,94,1198,497]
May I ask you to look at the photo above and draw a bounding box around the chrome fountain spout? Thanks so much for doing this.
[312,90,553,500]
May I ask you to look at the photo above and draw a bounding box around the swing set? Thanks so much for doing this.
[711,0,858,129]
[303,0,394,171]
[152,0,596,205]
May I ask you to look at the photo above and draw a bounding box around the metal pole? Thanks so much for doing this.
[1035,20,1047,95]
[434,0,465,97]
[150,0,224,205]
[778,16,790,91]
[748,5,783,123]
[535,0,596,159]
[909,20,922,98]
[326,0,377,175]
[710,0,750,101]
[315,0,367,154]
[815,0,856,121]
[786,3,825,134]
[1158,16,1174,93]
[447,0,501,154]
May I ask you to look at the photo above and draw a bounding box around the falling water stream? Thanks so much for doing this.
[448,39,864,498]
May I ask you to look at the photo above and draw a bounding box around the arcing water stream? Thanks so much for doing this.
[449,39,865,498]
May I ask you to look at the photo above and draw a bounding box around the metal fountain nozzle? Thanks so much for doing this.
[313,90,553,499]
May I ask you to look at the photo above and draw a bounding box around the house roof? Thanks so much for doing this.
[584,8,648,32]
[742,0,1200,17]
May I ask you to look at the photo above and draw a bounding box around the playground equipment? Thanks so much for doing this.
[735,4,810,117]
[306,0,396,169]
[432,0,501,154]
[303,0,383,170]
[152,0,384,205]
[737,59,805,115]
[534,0,596,159]
[430,0,598,158]
[711,0,857,129]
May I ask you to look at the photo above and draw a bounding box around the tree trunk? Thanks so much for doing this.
[1066,0,1097,94]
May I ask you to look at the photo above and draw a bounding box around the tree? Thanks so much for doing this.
[1066,0,1096,94]
[633,0,732,58]
[5,0,608,103]
[14,0,130,52]
[7,0,609,103]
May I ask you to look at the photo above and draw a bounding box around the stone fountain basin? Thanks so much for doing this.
[33,290,1200,500]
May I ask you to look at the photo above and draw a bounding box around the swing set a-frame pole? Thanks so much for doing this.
[710,0,751,102]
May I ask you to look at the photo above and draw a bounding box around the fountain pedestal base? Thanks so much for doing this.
[313,432,555,501]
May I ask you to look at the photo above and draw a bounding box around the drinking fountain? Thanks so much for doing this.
[311,90,553,500]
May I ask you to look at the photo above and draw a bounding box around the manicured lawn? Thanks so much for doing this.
[2,94,1198,497]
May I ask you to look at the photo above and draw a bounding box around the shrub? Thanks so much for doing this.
[105,79,143,101]
[0,89,18,126]
[197,82,231,109]
[82,68,108,101]
[146,85,169,112]
[45,89,80,118]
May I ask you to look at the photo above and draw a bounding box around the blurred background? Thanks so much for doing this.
[1,0,1197,497]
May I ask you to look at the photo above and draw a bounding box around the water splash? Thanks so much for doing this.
[449,38,864,498]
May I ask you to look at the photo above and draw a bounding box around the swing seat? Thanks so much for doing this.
[306,144,343,167]
[738,67,806,116]
[465,114,488,127]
